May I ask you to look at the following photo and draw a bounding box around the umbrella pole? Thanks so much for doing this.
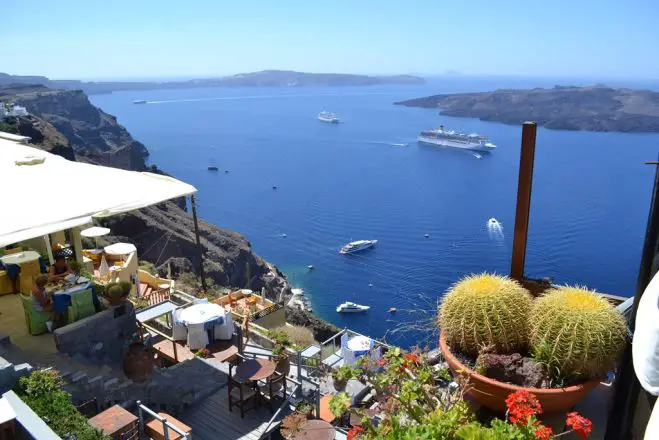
[190,195,207,292]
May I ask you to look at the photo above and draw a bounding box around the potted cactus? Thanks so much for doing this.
[104,280,131,306]
[438,274,628,413]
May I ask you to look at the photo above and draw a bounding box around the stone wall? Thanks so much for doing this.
[54,303,138,366]
[253,307,286,329]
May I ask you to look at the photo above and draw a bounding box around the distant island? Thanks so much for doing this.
[0,70,425,95]
[395,85,659,133]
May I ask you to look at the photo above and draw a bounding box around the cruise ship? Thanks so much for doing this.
[340,239,378,254]
[318,111,340,123]
[418,126,496,152]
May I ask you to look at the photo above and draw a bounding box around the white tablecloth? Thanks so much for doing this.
[179,303,226,325]
[0,251,40,266]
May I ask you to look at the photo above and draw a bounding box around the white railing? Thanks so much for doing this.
[137,401,189,440]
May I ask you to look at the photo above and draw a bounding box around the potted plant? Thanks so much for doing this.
[104,282,127,306]
[195,348,211,359]
[438,274,627,413]
[272,343,291,376]
[329,392,351,426]
[295,400,315,419]
[332,365,359,391]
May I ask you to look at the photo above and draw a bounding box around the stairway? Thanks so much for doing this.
[0,340,227,416]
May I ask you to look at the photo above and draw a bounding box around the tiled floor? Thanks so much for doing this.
[0,294,57,355]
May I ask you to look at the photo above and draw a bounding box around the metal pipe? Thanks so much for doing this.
[510,122,538,281]
[604,158,659,440]
[190,195,207,292]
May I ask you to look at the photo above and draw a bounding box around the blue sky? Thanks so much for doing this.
[3,0,658,80]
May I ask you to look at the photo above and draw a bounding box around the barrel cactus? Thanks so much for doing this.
[529,285,628,378]
[106,284,124,300]
[439,273,533,356]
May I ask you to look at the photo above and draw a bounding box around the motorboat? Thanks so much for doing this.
[336,302,370,313]
[207,166,218,171]
[488,218,500,227]
[318,111,340,123]
[340,240,378,254]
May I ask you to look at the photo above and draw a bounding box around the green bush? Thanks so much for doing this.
[15,370,109,440]
[439,273,533,355]
[529,285,628,378]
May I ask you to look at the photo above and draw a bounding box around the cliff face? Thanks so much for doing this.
[3,84,149,170]
[1,84,289,299]
[395,85,659,133]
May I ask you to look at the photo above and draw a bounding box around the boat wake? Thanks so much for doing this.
[487,217,504,241]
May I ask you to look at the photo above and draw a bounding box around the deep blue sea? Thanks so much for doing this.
[91,76,659,348]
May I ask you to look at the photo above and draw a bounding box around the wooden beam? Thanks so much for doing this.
[510,122,537,281]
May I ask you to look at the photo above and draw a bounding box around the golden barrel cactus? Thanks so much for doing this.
[529,286,628,378]
[439,273,533,356]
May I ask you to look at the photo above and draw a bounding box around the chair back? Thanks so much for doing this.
[70,289,96,321]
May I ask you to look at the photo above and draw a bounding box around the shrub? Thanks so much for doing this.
[271,325,315,348]
[329,392,351,420]
[439,273,533,355]
[529,285,628,378]
[15,370,109,440]
[138,260,157,274]
[332,365,360,383]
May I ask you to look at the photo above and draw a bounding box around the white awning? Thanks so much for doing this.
[0,138,197,247]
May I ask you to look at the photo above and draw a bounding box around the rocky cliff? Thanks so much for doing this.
[395,85,659,133]
[1,84,289,299]
[2,84,148,170]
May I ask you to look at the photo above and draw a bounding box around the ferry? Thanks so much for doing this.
[418,125,496,152]
[340,240,378,254]
[336,302,370,313]
[318,111,340,123]
[133,100,147,105]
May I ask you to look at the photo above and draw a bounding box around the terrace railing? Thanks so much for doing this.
[137,401,190,440]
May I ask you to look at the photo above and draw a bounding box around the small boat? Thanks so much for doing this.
[225,170,229,174]
[388,307,397,313]
[307,265,315,270]
[336,302,370,313]
[272,186,278,190]
[280,233,287,238]
[208,166,219,171]
[340,240,378,254]
[368,283,374,288]
[318,111,340,123]
[424,233,430,238]
[488,218,500,227]
[133,100,147,104]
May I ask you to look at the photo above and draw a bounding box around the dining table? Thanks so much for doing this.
[234,358,277,382]
[294,420,335,440]
[178,302,227,349]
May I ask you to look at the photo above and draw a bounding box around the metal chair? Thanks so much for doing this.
[228,363,257,418]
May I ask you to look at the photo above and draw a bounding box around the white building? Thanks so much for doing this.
[0,104,28,119]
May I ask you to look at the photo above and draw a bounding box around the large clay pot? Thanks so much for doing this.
[276,355,291,376]
[123,342,153,382]
[439,332,599,413]
[333,379,347,391]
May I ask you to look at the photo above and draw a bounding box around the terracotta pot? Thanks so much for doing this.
[439,331,599,413]
[123,342,153,382]
[333,379,347,391]
[276,356,291,376]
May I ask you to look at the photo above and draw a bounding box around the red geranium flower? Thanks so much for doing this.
[566,412,593,438]
[505,390,542,425]
[347,425,364,440]
[533,425,553,440]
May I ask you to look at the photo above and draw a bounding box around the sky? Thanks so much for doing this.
[3,0,659,80]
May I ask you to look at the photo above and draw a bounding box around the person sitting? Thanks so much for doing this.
[49,255,71,281]
[32,275,55,332]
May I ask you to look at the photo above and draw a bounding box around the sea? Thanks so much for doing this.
[90,76,659,348]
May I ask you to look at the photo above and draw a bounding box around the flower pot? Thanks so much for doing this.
[276,356,291,376]
[333,379,347,391]
[439,331,599,413]
[123,342,153,382]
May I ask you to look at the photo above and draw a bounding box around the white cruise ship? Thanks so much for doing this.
[336,302,370,313]
[340,240,378,254]
[318,111,340,123]
[418,126,496,152]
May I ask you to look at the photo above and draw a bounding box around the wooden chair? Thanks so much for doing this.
[228,363,257,418]
[119,424,140,440]
[258,371,287,414]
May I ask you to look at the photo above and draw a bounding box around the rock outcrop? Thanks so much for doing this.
[395,85,659,133]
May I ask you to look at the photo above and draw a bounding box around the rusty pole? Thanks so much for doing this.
[510,122,538,281]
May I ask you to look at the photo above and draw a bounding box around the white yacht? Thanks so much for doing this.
[336,302,370,313]
[340,240,378,254]
[318,111,340,123]
[418,125,496,152]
